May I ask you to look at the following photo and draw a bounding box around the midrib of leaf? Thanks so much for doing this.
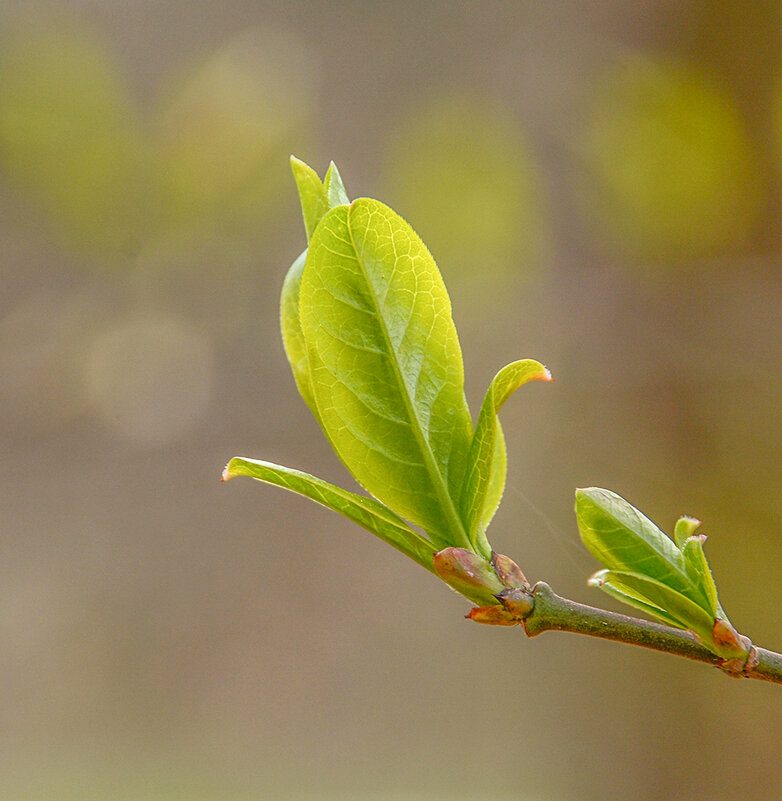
[346,205,471,551]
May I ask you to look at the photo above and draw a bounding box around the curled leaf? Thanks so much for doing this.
[460,359,551,557]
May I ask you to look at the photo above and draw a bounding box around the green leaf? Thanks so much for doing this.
[290,155,330,242]
[223,457,436,572]
[460,360,551,557]
[299,199,474,549]
[673,515,701,549]
[283,158,352,417]
[681,534,719,617]
[588,573,683,629]
[280,249,318,417]
[576,488,697,600]
[324,160,350,207]
[589,569,716,642]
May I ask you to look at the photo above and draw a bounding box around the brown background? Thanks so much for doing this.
[1,2,781,799]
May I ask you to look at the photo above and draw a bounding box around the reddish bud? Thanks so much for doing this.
[491,552,528,589]
[466,605,519,626]
[433,547,505,606]
[496,587,534,619]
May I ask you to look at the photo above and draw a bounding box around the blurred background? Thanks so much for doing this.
[1,2,781,799]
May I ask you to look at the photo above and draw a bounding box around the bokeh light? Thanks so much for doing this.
[0,17,147,256]
[155,29,316,239]
[1,4,780,800]
[574,57,762,264]
[384,96,545,296]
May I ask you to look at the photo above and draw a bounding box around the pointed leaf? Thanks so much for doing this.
[299,199,474,549]
[460,360,551,555]
[290,155,330,242]
[223,457,436,572]
[589,569,715,642]
[280,249,319,416]
[324,161,350,207]
[576,488,696,599]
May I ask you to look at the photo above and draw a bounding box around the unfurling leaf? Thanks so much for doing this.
[460,359,551,558]
[290,155,331,241]
[577,488,746,659]
[281,157,351,418]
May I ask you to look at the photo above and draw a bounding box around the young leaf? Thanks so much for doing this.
[674,515,701,549]
[575,488,695,600]
[282,158,352,418]
[459,359,551,557]
[299,199,474,549]
[324,161,350,207]
[290,156,330,242]
[223,457,436,572]
[588,572,683,629]
[681,534,719,617]
[280,249,318,417]
[589,569,716,643]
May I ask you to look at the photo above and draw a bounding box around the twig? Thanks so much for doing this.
[519,582,782,684]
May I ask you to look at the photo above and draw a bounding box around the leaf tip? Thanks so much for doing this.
[587,569,608,588]
[221,458,241,482]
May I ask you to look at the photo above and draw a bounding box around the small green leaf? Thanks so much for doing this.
[589,569,716,643]
[460,360,551,557]
[282,158,352,417]
[280,249,318,417]
[674,515,701,549]
[576,488,695,600]
[681,535,719,617]
[223,457,436,572]
[588,572,683,629]
[324,160,350,207]
[299,199,474,549]
[290,155,330,242]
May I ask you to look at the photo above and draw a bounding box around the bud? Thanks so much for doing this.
[712,618,749,659]
[491,552,528,589]
[466,605,519,626]
[496,587,534,619]
[433,547,505,606]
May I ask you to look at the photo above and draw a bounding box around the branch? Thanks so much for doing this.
[519,582,782,684]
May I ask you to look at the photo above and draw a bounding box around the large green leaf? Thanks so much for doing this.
[576,488,696,600]
[299,199,474,549]
[223,457,436,571]
[459,359,550,557]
